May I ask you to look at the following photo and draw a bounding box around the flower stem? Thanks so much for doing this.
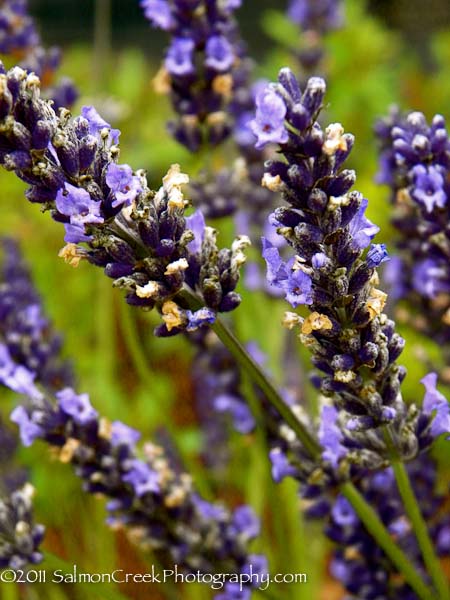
[390,458,449,599]
[94,0,112,91]
[341,482,435,600]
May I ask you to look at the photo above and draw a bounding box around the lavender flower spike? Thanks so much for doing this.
[0,66,250,336]
[140,0,247,151]
[375,109,450,360]
[255,68,449,466]
[0,237,78,569]
[0,238,74,391]
[0,410,43,571]
[0,0,77,108]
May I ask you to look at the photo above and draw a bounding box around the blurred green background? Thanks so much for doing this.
[1,1,450,599]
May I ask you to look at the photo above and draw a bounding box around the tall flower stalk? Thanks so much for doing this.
[375,108,450,369]
[250,67,449,598]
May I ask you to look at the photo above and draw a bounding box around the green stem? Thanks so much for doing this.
[341,482,435,600]
[94,0,112,92]
[390,459,449,599]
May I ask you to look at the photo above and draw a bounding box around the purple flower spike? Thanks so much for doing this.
[56,388,98,425]
[165,38,195,76]
[123,459,159,497]
[250,87,288,149]
[421,373,450,439]
[205,35,235,72]
[106,163,142,208]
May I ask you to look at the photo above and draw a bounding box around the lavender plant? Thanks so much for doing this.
[375,109,450,360]
[140,0,247,152]
[0,65,250,336]
[0,0,77,108]
[249,67,450,598]
[0,236,75,570]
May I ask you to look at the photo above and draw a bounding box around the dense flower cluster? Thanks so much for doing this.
[252,69,449,466]
[0,238,74,570]
[0,0,77,109]
[0,414,41,573]
[140,0,248,152]
[0,65,250,335]
[375,109,450,354]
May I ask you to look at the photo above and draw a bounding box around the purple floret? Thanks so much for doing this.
[250,87,288,149]
[205,35,235,72]
[56,388,98,425]
[106,163,142,208]
[421,373,450,439]
[165,38,195,76]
